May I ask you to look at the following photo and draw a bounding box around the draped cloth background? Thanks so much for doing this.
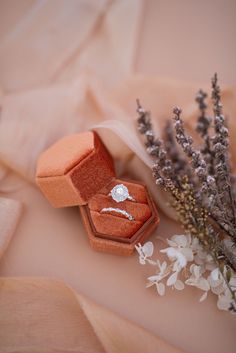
[0,1,236,352]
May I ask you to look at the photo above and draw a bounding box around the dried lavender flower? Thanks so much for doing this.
[173,96,236,244]
[196,90,211,137]
[136,75,236,311]
[195,89,215,176]
[211,74,236,241]
[164,120,192,180]
[136,99,178,187]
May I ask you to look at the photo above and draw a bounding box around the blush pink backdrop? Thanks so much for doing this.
[0,1,235,353]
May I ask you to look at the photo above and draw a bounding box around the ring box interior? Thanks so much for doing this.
[36,131,159,256]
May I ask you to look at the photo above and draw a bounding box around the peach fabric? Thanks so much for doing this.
[0,197,22,259]
[0,277,183,353]
[0,1,236,353]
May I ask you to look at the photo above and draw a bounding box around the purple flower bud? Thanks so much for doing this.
[220,126,229,137]
[147,146,158,155]
[196,167,206,178]
[213,142,225,153]
[201,183,208,192]
[174,120,181,129]
[159,150,167,159]
[199,160,207,169]
[145,130,154,137]
[173,106,182,115]
[137,107,145,114]
[156,178,164,186]
[162,166,171,173]
[183,145,192,155]
[207,175,215,186]
[188,136,193,144]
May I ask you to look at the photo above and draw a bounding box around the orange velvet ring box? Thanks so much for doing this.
[36,131,159,256]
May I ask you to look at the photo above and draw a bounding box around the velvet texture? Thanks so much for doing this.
[80,178,159,256]
[89,179,151,238]
[80,193,159,256]
[36,131,115,207]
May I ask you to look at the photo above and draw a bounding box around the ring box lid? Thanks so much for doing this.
[36,131,116,207]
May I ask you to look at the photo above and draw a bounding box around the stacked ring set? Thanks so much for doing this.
[36,131,159,255]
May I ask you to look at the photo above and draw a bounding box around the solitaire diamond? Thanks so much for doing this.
[110,184,130,203]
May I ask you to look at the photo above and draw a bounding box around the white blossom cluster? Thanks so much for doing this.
[135,236,236,312]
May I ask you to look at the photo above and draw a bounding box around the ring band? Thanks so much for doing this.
[101,207,134,221]
[109,184,135,203]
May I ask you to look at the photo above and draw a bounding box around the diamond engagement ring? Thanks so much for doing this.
[101,207,134,221]
[109,184,135,203]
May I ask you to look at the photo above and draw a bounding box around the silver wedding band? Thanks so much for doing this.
[101,207,134,221]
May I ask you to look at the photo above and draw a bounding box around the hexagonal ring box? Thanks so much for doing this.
[36,131,159,256]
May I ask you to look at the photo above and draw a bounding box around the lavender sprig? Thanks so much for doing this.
[173,104,236,243]
[164,121,192,179]
[136,99,177,188]
[172,107,220,211]
[211,74,236,240]
[195,90,214,175]
[136,75,236,310]
[196,89,209,136]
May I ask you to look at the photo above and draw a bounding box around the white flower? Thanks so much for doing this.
[164,247,187,270]
[185,264,210,301]
[146,261,170,296]
[194,245,214,270]
[167,234,191,248]
[199,291,208,302]
[217,289,233,311]
[161,235,193,272]
[208,277,225,295]
[167,271,178,286]
[136,235,236,312]
[135,242,154,265]
[208,266,229,295]
[166,271,185,290]
[211,268,220,281]
[216,273,236,311]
